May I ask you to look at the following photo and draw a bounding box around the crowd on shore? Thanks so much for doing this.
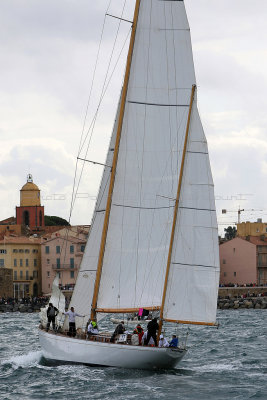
[219,282,267,288]
[0,296,49,306]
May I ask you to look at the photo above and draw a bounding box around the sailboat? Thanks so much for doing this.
[39,0,220,370]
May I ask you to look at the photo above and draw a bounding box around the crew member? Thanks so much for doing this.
[46,303,58,332]
[87,320,99,337]
[144,318,159,346]
[63,306,85,337]
[169,334,178,347]
[111,321,125,342]
[159,334,169,348]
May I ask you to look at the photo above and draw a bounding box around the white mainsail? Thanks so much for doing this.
[71,0,219,325]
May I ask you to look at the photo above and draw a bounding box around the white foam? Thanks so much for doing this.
[192,361,242,373]
[1,350,43,368]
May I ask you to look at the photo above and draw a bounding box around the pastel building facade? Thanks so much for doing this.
[41,226,88,294]
[0,237,42,297]
[220,237,267,286]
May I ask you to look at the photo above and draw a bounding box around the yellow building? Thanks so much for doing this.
[237,219,267,238]
[0,236,41,298]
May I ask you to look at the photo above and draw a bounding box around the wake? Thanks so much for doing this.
[1,350,43,369]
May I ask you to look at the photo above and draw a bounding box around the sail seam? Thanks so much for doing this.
[179,207,216,211]
[113,204,175,210]
[172,262,218,269]
[187,151,208,155]
[128,100,189,107]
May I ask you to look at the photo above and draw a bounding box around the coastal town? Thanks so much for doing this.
[0,174,266,311]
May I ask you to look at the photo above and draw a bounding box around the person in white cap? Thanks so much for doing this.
[158,334,169,348]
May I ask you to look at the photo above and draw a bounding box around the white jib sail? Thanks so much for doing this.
[40,274,66,328]
[66,96,121,328]
[96,0,217,312]
[163,102,220,324]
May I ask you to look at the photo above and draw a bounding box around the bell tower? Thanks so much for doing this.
[16,174,45,230]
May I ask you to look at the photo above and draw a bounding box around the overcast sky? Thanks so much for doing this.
[1,0,267,234]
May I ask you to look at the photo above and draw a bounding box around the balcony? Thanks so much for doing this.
[52,264,78,270]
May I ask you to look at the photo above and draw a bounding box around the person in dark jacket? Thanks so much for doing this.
[111,321,125,342]
[144,318,159,346]
[46,303,58,332]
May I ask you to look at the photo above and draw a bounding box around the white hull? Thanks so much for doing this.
[39,330,186,370]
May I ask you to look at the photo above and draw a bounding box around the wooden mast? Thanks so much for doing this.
[90,0,141,321]
[158,84,196,336]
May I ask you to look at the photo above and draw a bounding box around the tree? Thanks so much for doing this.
[224,226,237,240]
[44,215,70,226]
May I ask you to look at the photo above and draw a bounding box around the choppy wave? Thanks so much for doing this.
[0,311,266,400]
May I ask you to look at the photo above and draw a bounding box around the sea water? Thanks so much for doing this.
[0,310,266,400]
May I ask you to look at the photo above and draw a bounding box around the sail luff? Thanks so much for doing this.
[158,84,196,337]
[90,0,141,321]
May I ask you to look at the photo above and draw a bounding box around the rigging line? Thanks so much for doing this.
[77,157,112,168]
[69,26,131,217]
[69,4,111,224]
[106,13,133,24]
[78,0,128,159]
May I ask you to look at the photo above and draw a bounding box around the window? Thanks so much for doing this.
[0,249,6,254]
[224,272,227,277]
[70,271,74,279]
[45,246,50,254]
[19,249,24,253]
[14,271,17,280]
[70,258,74,268]
[13,249,18,253]
[20,259,23,267]
[25,249,30,253]
[0,259,4,267]
[70,245,74,254]
[56,258,60,269]
[14,259,17,267]
[26,259,29,267]
[20,270,23,279]
[26,270,29,280]
[265,228,267,233]
[81,245,85,252]
[56,246,60,254]
[48,284,50,289]
[32,249,38,253]
[234,272,237,277]
[47,259,50,265]
[47,271,50,277]
[34,259,37,267]
[233,248,235,253]
[33,271,38,278]
[223,259,226,264]
[256,229,260,233]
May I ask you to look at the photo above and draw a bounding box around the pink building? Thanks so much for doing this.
[41,226,89,294]
[219,236,267,286]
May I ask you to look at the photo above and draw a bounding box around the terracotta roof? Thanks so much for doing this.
[239,236,267,246]
[0,236,41,244]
